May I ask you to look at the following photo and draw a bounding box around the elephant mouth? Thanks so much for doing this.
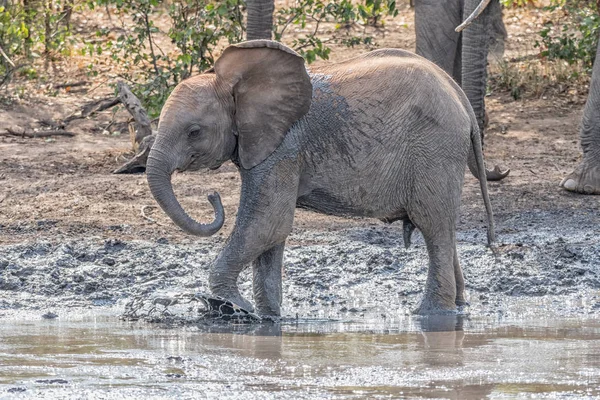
[178,155,225,172]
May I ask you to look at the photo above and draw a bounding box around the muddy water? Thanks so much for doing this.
[1,313,600,399]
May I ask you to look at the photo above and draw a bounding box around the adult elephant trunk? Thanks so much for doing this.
[461,0,490,138]
[246,0,275,40]
[460,0,509,181]
[146,144,225,236]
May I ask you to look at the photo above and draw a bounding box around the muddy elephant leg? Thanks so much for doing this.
[209,161,299,313]
[454,247,467,307]
[408,161,464,314]
[253,242,285,316]
[413,228,458,314]
[210,235,269,312]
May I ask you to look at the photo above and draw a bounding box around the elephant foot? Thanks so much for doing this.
[486,165,510,181]
[413,295,458,316]
[210,288,255,314]
[455,298,469,307]
[255,303,281,318]
[197,293,259,320]
[560,159,600,194]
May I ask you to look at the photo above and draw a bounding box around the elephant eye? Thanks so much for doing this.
[188,129,201,139]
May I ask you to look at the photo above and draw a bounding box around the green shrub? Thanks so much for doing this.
[536,1,600,71]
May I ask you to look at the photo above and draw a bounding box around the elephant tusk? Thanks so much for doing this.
[455,0,492,32]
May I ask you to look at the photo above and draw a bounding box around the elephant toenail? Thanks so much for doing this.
[563,179,577,191]
[583,185,595,194]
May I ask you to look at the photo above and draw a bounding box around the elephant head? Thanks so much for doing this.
[146,40,313,236]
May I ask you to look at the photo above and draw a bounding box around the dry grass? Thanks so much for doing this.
[489,56,590,100]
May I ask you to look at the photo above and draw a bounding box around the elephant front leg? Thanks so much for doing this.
[560,159,600,195]
[253,243,285,317]
[209,161,300,314]
[210,241,260,313]
[560,30,600,195]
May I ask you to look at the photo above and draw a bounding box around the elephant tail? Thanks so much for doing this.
[467,119,496,245]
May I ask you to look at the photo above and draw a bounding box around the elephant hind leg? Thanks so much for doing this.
[406,164,464,315]
[253,242,285,317]
[407,203,460,314]
[454,247,467,307]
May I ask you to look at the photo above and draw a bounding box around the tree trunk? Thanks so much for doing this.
[246,0,275,41]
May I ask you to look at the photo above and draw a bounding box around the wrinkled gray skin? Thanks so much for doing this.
[246,0,274,41]
[146,40,495,317]
[560,31,600,194]
[414,0,509,181]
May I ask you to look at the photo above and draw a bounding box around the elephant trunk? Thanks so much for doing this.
[246,0,275,40]
[461,0,490,135]
[146,145,224,237]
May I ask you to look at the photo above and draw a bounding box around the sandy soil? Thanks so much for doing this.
[0,5,599,319]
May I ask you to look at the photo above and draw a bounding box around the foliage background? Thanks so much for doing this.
[0,0,599,113]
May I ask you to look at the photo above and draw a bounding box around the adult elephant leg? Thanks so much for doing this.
[253,243,285,316]
[414,0,463,84]
[561,33,600,194]
[462,0,509,181]
[246,0,275,40]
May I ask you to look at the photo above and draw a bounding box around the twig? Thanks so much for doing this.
[0,44,15,68]
[54,80,88,89]
[3,127,75,138]
[84,77,109,95]
[141,205,165,226]
[0,63,28,88]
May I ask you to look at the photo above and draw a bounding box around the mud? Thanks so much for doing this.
[1,208,599,321]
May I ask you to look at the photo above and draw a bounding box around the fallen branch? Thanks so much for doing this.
[54,80,88,90]
[62,96,120,124]
[2,127,75,138]
[117,81,153,149]
[113,134,155,174]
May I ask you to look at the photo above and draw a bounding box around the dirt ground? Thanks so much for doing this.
[0,5,599,319]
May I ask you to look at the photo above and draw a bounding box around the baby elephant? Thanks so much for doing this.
[146,40,495,316]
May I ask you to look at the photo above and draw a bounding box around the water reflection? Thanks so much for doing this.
[1,313,599,399]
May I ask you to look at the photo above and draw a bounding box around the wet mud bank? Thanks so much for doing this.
[1,208,599,320]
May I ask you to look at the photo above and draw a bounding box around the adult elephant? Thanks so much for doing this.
[414,0,509,180]
[560,32,600,194]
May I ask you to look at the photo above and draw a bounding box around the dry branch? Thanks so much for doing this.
[0,44,15,68]
[54,80,88,89]
[62,96,120,124]
[113,134,155,174]
[117,81,153,149]
[3,127,75,138]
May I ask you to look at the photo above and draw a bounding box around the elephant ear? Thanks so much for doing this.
[214,40,313,169]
